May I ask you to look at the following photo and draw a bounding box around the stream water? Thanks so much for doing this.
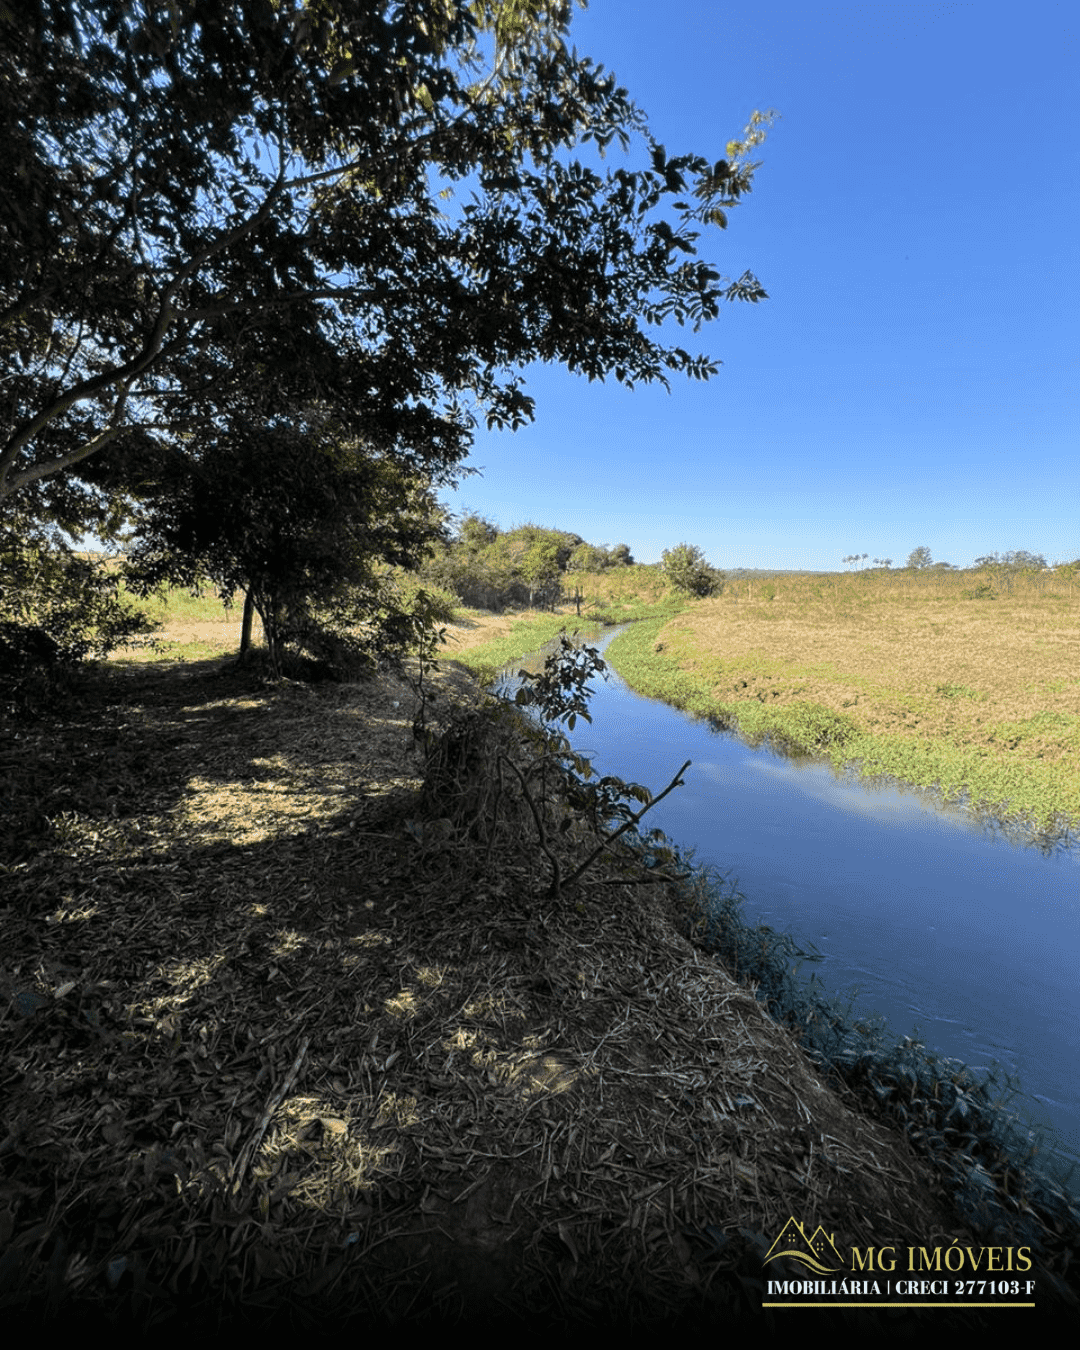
[499,627,1080,1182]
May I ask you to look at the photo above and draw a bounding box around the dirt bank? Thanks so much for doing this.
[1,651,1075,1330]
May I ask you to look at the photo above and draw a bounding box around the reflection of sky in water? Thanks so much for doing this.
[736,758,971,827]
[514,628,1080,1174]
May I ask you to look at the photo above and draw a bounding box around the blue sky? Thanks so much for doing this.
[440,0,1078,571]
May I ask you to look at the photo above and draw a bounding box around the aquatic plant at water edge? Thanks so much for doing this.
[678,860,1080,1263]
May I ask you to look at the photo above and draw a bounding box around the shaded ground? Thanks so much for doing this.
[1,642,1077,1331]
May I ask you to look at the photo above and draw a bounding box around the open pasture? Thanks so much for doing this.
[607,567,1080,839]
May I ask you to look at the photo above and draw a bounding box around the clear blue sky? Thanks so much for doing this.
[441,0,1078,571]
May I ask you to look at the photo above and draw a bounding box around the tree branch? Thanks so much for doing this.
[1,159,291,500]
[558,760,691,898]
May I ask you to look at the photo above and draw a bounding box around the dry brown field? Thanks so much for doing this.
[609,567,1080,836]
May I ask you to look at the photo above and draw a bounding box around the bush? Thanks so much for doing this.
[0,521,158,714]
[660,543,723,597]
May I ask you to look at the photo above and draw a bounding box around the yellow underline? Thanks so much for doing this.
[764,1302,1036,1309]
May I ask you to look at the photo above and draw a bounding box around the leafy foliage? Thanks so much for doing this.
[2,1,772,679]
[507,634,690,898]
[423,518,634,610]
[660,542,723,597]
[124,413,451,674]
[2,0,772,505]
[0,514,157,713]
[420,633,688,902]
[905,546,934,570]
[513,631,604,730]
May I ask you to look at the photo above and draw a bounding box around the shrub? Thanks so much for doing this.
[0,521,158,714]
[661,543,723,597]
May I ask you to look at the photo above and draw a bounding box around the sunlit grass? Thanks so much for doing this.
[111,637,236,665]
[118,579,242,622]
[447,592,685,685]
[102,580,259,664]
[606,568,1080,836]
[448,612,592,683]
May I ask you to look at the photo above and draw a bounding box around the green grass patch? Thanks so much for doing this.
[605,614,1080,837]
[118,579,240,621]
[735,701,860,756]
[453,598,686,686]
[984,709,1080,756]
[935,682,982,701]
[580,594,681,625]
[110,638,228,665]
[843,733,1080,837]
[603,610,714,718]
[450,613,597,685]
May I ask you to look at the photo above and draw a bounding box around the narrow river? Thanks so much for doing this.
[500,627,1080,1182]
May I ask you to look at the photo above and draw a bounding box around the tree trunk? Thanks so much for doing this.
[239,589,255,660]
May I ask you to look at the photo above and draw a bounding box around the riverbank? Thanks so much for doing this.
[596,581,1080,846]
[445,601,1080,1136]
[4,645,1076,1330]
[442,609,1080,1274]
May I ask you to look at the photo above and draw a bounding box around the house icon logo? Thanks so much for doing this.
[764,1217,847,1274]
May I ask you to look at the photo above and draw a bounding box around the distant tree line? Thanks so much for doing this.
[421,514,634,611]
[972,550,1049,571]
[841,548,1066,573]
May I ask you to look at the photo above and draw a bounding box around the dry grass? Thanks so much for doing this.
[618,570,1080,834]
[2,633,1041,1330]
[682,593,1079,738]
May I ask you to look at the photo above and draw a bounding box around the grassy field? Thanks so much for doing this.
[604,566,1080,840]
[108,581,258,664]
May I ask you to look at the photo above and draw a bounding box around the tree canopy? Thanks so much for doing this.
[906,546,934,570]
[1,0,774,672]
[972,550,1048,572]
[660,542,722,597]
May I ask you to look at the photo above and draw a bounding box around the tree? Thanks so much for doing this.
[567,542,607,574]
[973,550,1048,571]
[2,2,774,669]
[1,507,157,712]
[661,542,720,597]
[518,537,562,609]
[2,3,773,504]
[906,546,934,570]
[124,406,453,674]
[457,513,501,554]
